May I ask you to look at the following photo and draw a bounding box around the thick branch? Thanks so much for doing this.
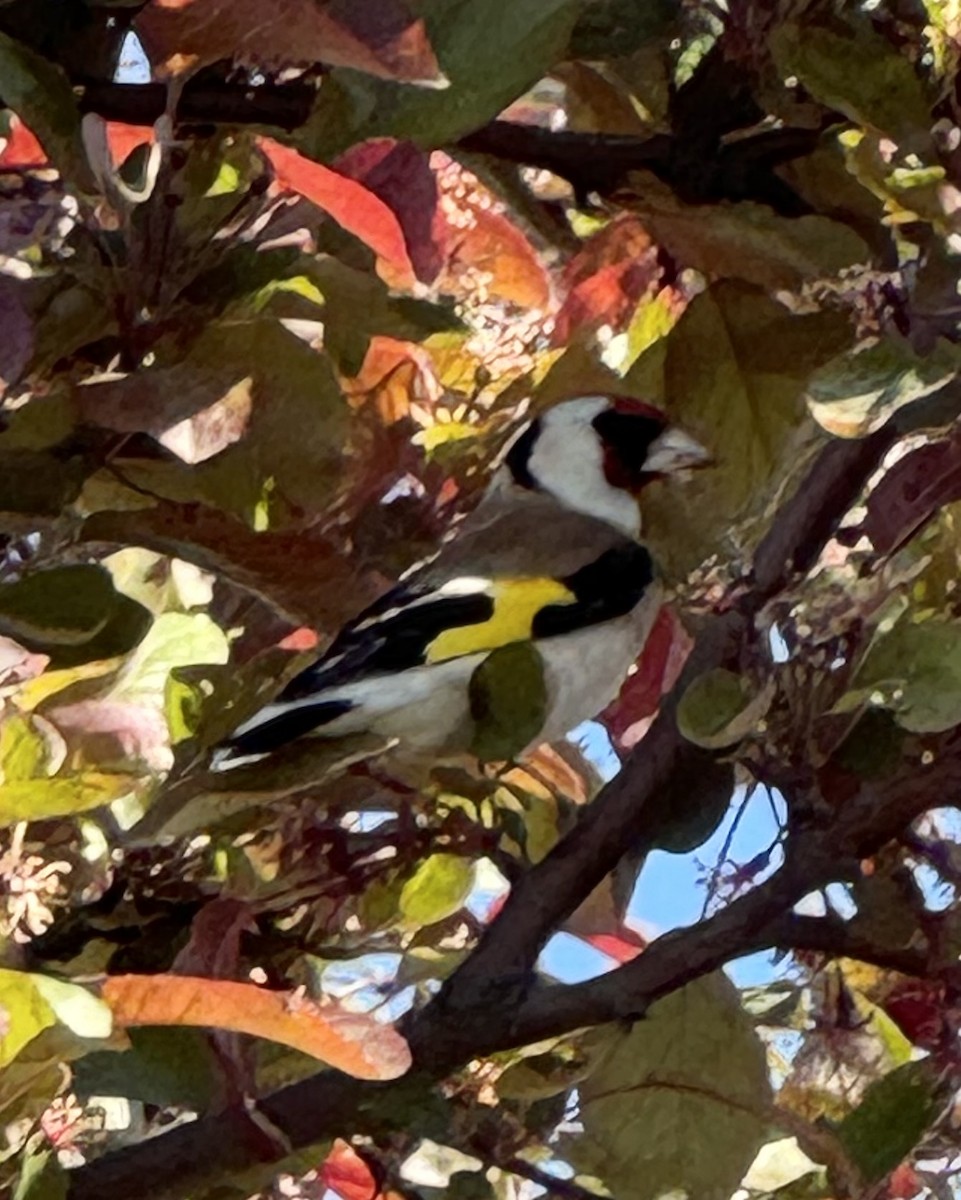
[75,81,819,212]
[79,79,317,131]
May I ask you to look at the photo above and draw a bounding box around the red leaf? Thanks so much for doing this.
[580,932,645,963]
[321,1139,379,1200]
[433,157,550,308]
[552,215,660,345]
[258,137,415,287]
[136,0,443,84]
[106,122,154,168]
[888,1163,923,1199]
[601,607,693,751]
[335,139,446,284]
[278,626,320,652]
[0,116,46,168]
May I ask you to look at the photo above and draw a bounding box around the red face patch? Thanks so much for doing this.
[608,394,669,422]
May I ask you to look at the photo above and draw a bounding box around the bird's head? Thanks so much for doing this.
[501,394,710,537]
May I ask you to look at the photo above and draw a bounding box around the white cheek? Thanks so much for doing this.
[527,423,640,537]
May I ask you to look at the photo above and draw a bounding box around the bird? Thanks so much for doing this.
[211,395,710,771]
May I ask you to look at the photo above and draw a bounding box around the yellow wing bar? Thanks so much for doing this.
[425,578,575,664]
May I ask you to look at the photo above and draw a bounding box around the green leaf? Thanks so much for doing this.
[469,641,547,762]
[0,772,136,826]
[0,450,89,517]
[112,612,229,703]
[851,616,961,733]
[0,566,151,667]
[0,566,115,647]
[0,32,93,188]
[677,668,770,750]
[0,970,56,1068]
[112,321,349,523]
[74,1027,225,1111]
[0,716,49,783]
[620,173,870,292]
[400,853,474,926]
[12,1143,67,1200]
[770,16,931,149]
[568,0,678,58]
[645,750,734,853]
[301,0,580,157]
[806,335,960,437]
[570,974,771,1200]
[835,1061,940,1183]
[626,282,853,575]
[30,975,112,1041]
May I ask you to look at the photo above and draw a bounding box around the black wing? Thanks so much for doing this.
[278,580,495,700]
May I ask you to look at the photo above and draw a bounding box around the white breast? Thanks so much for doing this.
[319,583,663,755]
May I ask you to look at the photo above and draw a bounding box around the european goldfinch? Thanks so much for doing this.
[212,396,709,769]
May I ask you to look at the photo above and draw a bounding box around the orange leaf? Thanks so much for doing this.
[340,335,440,423]
[0,116,46,168]
[552,215,659,344]
[259,137,415,288]
[321,1139,379,1200]
[448,206,551,309]
[101,975,411,1081]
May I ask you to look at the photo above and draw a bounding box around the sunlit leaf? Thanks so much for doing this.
[0,971,56,1068]
[12,1142,67,1200]
[629,282,853,575]
[101,975,411,1081]
[0,972,110,1067]
[0,773,138,826]
[806,336,959,437]
[29,975,112,1041]
[259,138,416,287]
[399,854,473,926]
[111,612,229,704]
[0,714,50,782]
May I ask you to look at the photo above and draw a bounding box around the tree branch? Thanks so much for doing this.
[68,395,961,1200]
[74,80,821,213]
[79,79,317,131]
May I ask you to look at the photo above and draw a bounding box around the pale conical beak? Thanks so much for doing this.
[644,427,712,474]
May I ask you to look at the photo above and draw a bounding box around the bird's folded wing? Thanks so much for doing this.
[281,541,655,699]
